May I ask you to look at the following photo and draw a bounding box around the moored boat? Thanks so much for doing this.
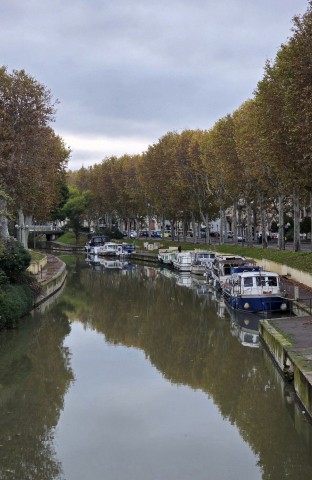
[210,255,255,291]
[223,268,289,313]
[172,251,193,272]
[84,235,109,254]
[190,251,215,276]
[158,247,179,266]
[98,242,124,256]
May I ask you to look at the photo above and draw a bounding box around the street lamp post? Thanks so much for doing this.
[15,224,20,242]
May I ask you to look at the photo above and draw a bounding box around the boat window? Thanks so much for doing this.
[267,276,278,287]
[243,277,253,287]
[256,276,266,287]
[224,266,231,275]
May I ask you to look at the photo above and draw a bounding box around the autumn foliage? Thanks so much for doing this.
[0,67,71,244]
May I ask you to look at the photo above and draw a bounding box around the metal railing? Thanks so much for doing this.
[29,225,62,232]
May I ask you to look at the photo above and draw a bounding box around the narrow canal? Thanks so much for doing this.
[1,255,312,480]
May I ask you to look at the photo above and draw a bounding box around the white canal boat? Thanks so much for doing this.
[158,247,179,266]
[172,251,193,272]
[210,255,255,291]
[223,267,289,313]
[190,251,215,276]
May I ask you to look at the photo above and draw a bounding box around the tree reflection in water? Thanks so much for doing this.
[0,304,73,480]
[0,256,312,479]
[60,259,312,480]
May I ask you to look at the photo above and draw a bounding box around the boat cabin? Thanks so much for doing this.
[229,270,281,295]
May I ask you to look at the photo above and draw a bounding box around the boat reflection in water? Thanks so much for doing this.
[160,269,211,297]
[226,304,260,348]
[85,254,131,271]
[191,274,211,296]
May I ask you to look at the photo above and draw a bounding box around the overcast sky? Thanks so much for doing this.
[1,0,309,170]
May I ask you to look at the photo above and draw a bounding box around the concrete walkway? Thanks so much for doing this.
[33,254,67,306]
[260,314,312,420]
[33,254,65,282]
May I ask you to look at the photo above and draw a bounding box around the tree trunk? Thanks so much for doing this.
[183,219,188,242]
[0,196,10,242]
[232,201,238,245]
[17,209,29,249]
[170,220,176,241]
[191,213,196,243]
[310,192,312,251]
[278,195,284,250]
[293,191,300,252]
[259,194,268,248]
[246,201,253,247]
[219,204,226,244]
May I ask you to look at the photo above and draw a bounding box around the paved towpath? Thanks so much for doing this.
[271,316,312,349]
[34,253,65,283]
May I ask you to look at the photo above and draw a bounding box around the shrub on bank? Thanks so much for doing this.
[0,240,34,329]
[0,240,31,282]
[0,284,33,329]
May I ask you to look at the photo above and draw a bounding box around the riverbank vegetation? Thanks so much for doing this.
[0,241,34,329]
[0,67,71,326]
[66,2,312,253]
[156,240,312,275]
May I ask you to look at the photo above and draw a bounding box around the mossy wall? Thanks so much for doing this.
[27,255,47,275]
[294,366,312,418]
[259,320,289,370]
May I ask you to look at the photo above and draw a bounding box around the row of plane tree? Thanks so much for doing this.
[67,2,312,251]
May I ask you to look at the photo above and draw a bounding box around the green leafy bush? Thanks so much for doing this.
[0,268,9,285]
[0,240,31,282]
[0,284,33,329]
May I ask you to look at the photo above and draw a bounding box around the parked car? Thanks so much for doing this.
[130,230,137,239]
[139,230,149,237]
[227,231,234,238]
[237,235,245,242]
[151,230,162,238]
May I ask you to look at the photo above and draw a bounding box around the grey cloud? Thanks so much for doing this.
[0,0,308,168]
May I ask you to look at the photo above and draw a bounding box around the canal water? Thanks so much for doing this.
[1,255,312,480]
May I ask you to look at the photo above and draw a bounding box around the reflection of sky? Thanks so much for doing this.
[55,322,261,480]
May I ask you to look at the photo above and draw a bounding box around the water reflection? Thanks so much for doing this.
[73,259,312,479]
[227,306,261,348]
[0,258,312,479]
[85,253,131,271]
[0,302,73,479]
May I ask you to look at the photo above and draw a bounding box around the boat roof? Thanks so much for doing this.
[231,266,261,274]
[159,247,179,253]
[194,250,215,254]
[238,270,279,277]
[216,256,254,265]
[194,251,215,256]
